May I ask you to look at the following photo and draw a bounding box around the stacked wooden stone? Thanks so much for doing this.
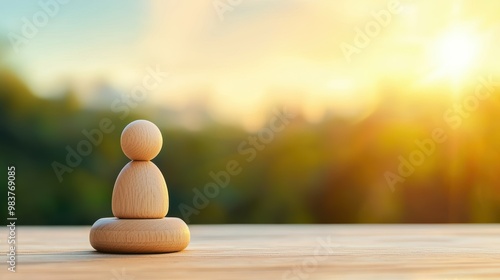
[89,120,190,253]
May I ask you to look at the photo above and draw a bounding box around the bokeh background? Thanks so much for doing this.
[1,0,500,225]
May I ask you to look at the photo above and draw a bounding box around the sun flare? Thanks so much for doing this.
[432,28,481,80]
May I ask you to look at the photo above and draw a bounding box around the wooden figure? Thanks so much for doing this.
[120,119,163,161]
[89,120,190,253]
[90,218,190,253]
[112,161,169,219]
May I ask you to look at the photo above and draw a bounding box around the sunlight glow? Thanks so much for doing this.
[433,28,481,79]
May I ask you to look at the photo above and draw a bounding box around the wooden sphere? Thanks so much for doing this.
[89,217,190,253]
[112,161,169,219]
[121,120,163,160]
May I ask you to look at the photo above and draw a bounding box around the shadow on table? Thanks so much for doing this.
[25,250,191,263]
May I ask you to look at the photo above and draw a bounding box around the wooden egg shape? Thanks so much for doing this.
[121,119,163,161]
[89,217,190,253]
[112,161,168,219]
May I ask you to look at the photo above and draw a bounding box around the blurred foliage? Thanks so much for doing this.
[1,68,500,225]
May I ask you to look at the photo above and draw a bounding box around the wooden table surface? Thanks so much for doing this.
[1,224,500,279]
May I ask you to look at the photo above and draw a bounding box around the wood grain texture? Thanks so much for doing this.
[120,119,162,161]
[112,161,168,219]
[89,217,190,253]
[3,225,500,280]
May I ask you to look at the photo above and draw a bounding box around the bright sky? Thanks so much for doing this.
[1,0,499,127]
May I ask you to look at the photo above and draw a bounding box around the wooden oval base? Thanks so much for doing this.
[89,217,190,253]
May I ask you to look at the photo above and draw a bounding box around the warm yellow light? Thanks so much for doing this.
[433,28,480,79]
